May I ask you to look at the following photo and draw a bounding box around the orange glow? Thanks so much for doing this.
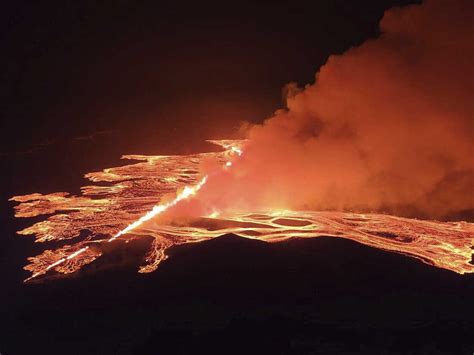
[107,176,208,243]
[10,0,474,283]
[10,140,474,282]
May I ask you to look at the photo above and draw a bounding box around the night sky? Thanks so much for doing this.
[2,1,474,354]
[2,0,417,153]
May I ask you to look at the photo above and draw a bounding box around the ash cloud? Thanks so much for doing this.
[201,0,474,220]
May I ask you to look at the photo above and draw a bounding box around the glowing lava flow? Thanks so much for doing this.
[25,246,90,282]
[23,176,208,281]
[10,140,474,281]
[108,176,207,242]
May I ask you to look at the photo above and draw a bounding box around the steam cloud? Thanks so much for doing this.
[198,0,473,220]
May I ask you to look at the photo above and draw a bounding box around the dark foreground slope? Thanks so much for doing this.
[2,234,474,354]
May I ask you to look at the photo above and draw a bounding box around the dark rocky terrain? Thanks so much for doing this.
[2,232,473,354]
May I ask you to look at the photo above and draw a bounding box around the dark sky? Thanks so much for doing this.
[1,0,418,156]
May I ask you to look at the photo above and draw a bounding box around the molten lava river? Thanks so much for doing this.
[10,140,474,281]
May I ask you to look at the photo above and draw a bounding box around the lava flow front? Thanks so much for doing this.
[10,140,474,281]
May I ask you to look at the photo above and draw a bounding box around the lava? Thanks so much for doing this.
[10,140,474,281]
[108,175,208,243]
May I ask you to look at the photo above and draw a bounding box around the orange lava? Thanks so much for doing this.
[10,140,474,281]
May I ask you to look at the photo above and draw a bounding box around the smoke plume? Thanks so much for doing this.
[200,0,474,220]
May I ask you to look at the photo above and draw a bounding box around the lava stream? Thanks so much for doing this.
[10,140,474,281]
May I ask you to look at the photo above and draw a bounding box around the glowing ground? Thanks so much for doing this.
[10,141,474,281]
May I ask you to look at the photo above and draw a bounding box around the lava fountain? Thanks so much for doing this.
[10,140,474,281]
